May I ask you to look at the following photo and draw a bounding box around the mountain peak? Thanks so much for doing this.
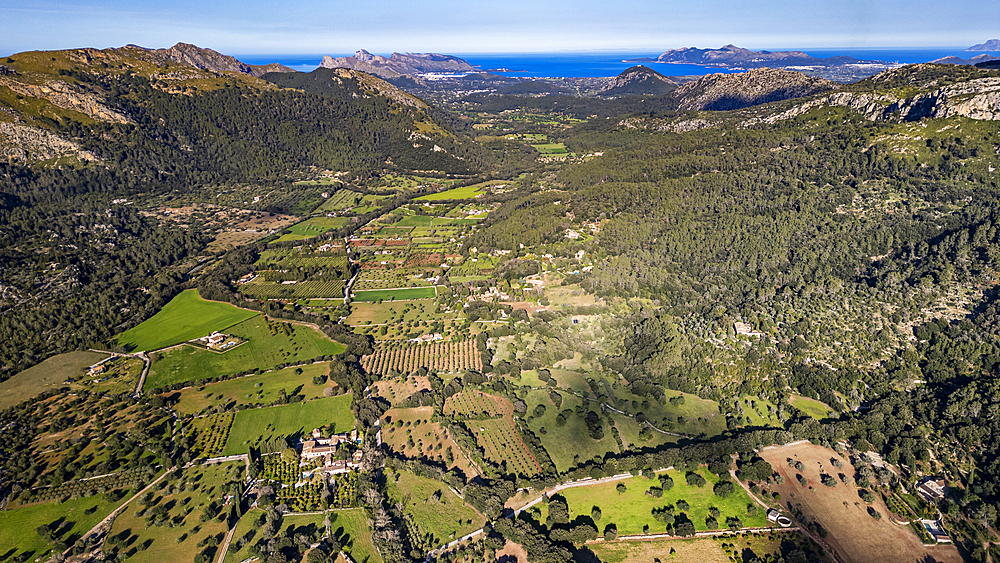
[150,42,294,78]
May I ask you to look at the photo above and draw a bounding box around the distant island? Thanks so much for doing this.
[625,44,899,81]
[968,39,1000,51]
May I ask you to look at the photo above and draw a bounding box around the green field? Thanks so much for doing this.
[146,316,346,390]
[415,185,484,201]
[386,470,486,549]
[168,363,337,415]
[789,395,833,419]
[222,394,355,455]
[522,389,620,472]
[0,493,131,561]
[531,142,569,155]
[118,289,259,352]
[352,287,436,302]
[275,217,352,242]
[0,350,107,409]
[556,468,768,535]
[107,462,241,563]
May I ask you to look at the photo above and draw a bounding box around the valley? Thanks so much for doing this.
[0,41,999,563]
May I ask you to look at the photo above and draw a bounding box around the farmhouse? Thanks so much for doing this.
[734,322,763,337]
[917,477,947,502]
[88,364,106,376]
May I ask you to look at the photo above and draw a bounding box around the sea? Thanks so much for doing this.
[237,47,990,78]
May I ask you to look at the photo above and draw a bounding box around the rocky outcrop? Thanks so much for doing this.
[0,77,131,123]
[151,43,294,77]
[0,122,97,162]
[320,50,477,78]
[675,68,837,111]
[743,77,1000,126]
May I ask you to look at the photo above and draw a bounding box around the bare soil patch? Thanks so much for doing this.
[759,442,961,563]
[495,540,528,563]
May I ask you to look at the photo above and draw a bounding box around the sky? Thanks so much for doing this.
[2,0,998,56]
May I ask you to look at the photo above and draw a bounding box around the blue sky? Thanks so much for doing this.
[2,0,997,56]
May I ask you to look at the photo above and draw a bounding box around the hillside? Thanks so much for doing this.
[0,44,478,376]
[599,65,677,97]
[674,67,836,110]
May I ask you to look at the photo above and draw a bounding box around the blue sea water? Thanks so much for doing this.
[238,47,988,78]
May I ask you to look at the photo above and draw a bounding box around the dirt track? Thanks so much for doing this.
[759,442,962,563]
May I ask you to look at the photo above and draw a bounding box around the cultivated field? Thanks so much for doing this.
[352,287,436,301]
[146,316,346,389]
[381,407,479,479]
[758,442,962,563]
[443,390,540,476]
[415,185,485,201]
[371,375,432,406]
[385,469,486,549]
[168,363,337,415]
[188,412,235,457]
[555,468,768,535]
[444,389,511,418]
[361,340,482,375]
[275,216,351,242]
[222,394,354,455]
[117,289,258,352]
[0,350,107,409]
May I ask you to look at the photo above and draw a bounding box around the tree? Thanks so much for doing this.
[591,505,602,521]
[685,472,706,487]
[603,524,618,541]
[616,482,627,494]
[713,480,735,498]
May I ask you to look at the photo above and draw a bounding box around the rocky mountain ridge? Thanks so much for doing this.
[968,39,1000,52]
[320,50,477,79]
[148,42,295,77]
[930,54,1000,66]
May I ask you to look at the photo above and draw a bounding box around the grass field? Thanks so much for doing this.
[146,316,346,390]
[386,470,486,549]
[352,287,436,302]
[0,350,106,409]
[531,142,569,155]
[118,289,258,352]
[589,537,729,563]
[275,217,352,242]
[332,508,383,563]
[106,462,241,563]
[0,494,131,561]
[789,395,833,419]
[169,363,337,415]
[415,185,484,201]
[222,395,355,455]
[522,389,620,473]
[556,468,768,535]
